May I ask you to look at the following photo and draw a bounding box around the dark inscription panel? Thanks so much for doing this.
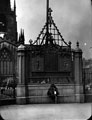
[58,55,71,72]
[32,56,44,72]
[45,53,58,72]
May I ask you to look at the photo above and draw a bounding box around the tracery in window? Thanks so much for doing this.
[0,48,13,75]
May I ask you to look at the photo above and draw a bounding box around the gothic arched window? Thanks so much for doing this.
[0,48,13,75]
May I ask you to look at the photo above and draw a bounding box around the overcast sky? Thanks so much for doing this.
[11,0,92,59]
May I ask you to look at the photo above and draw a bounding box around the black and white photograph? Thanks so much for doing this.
[0,0,92,119]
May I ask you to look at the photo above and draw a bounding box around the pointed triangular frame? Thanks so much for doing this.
[33,8,69,47]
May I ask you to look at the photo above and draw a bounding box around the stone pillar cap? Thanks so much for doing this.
[75,41,82,52]
[18,44,25,50]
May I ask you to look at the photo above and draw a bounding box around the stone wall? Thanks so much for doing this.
[16,42,84,104]
[21,84,84,104]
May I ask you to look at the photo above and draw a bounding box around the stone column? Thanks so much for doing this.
[74,42,84,102]
[16,44,26,104]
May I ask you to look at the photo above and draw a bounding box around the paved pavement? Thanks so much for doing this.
[0,104,91,120]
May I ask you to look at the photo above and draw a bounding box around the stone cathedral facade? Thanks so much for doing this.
[0,0,84,104]
[0,0,17,83]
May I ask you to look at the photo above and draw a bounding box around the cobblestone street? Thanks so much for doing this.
[0,104,91,120]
